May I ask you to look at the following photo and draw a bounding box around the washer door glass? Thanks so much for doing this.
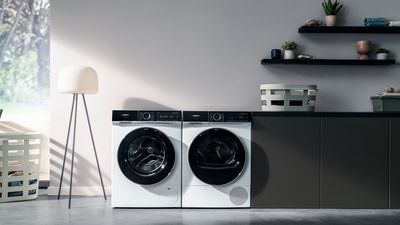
[189,128,246,185]
[118,128,175,185]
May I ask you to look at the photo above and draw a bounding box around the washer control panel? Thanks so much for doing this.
[139,111,181,121]
[112,110,181,122]
[112,110,139,121]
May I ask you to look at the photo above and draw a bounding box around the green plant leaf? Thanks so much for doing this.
[282,41,297,50]
[322,2,326,11]
[327,0,333,10]
[322,0,343,15]
[333,0,339,8]
[322,2,329,15]
[376,48,389,53]
[335,4,343,14]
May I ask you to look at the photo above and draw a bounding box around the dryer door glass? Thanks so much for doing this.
[189,128,246,185]
[118,127,175,185]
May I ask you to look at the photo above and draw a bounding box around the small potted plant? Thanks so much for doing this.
[322,0,344,26]
[376,48,389,60]
[282,41,297,59]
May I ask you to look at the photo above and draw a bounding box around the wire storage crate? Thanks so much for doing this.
[371,95,400,112]
[0,131,42,203]
[260,84,318,112]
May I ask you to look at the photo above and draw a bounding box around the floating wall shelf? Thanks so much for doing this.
[261,59,396,65]
[298,26,400,34]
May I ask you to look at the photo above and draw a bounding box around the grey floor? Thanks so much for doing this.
[2,193,400,225]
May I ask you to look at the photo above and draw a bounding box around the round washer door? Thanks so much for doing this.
[118,127,175,185]
[188,128,246,185]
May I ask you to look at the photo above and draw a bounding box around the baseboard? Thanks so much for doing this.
[47,186,111,196]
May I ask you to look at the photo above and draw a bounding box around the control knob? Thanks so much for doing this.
[212,113,222,121]
[142,112,152,121]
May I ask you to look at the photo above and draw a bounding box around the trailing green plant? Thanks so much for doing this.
[376,48,389,54]
[282,41,298,50]
[322,0,344,16]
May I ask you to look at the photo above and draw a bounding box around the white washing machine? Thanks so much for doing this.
[182,111,252,208]
[112,110,181,208]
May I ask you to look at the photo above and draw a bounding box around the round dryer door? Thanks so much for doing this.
[188,128,246,185]
[118,127,175,185]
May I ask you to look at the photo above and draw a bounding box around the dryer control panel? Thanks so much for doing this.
[183,111,251,122]
[210,112,252,122]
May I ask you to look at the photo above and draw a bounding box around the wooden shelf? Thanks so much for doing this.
[298,26,400,33]
[261,59,396,65]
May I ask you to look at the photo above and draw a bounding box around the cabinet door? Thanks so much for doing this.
[390,117,400,208]
[321,117,389,208]
[251,116,320,208]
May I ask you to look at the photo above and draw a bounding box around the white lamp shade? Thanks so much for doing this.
[58,66,98,94]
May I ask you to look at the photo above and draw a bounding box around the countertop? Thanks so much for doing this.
[252,111,400,117]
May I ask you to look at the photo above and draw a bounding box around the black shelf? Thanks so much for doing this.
[261,59,396,65]
[298,26,400,33]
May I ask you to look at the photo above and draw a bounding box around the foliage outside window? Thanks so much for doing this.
[0,0,49,131]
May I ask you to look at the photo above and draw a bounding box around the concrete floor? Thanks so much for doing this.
[2,194,400,225]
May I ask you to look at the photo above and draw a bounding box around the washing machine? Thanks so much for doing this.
[112,110,181,208]
[182,111,252,208]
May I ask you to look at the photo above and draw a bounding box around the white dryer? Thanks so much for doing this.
[182,111,252,208]
[112,110,181,208]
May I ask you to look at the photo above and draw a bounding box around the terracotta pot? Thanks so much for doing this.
[355,40,371,60]
[325,15,337,26]
[355,40,371,54]
[358,54,369,60]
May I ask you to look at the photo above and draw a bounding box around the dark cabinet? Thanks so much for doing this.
[251,116,320,208]
[320,117,389,208]
[390,118,400,208]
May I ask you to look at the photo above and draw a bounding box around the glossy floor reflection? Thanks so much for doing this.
[1,194,400,225]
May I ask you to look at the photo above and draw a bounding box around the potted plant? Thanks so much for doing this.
[376,48,389,60]
[322,0,344,26]
[282,41,297,59]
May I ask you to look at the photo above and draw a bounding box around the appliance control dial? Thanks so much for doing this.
[212,113,222,121]
[142,112,152,121]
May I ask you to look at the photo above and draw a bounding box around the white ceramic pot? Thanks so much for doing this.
[376,53,388,60]
[325,15,337,26]
[284,50,296,59]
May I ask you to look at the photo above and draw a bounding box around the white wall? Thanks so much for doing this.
[49,0,400,194]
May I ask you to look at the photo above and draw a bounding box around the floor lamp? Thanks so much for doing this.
[57,66,107,208]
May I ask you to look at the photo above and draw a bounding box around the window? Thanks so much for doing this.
[0,0,50,179]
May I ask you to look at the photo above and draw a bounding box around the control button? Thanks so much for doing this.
[212,113,222,121]
[142,112,152,121]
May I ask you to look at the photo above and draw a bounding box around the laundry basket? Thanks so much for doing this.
[260,84,318,112]
[0,127,42,203]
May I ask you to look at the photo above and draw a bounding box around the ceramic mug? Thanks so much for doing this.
[271,49,282,59]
